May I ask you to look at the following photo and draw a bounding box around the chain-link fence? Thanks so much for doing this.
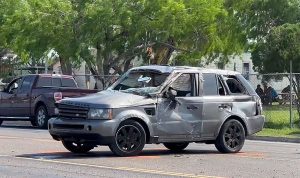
[248,73,300,128]
[1,69,299,128]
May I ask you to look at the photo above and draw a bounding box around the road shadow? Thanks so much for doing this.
[0,125,45,131]
[0,121,46,131]
[16,149,221,160]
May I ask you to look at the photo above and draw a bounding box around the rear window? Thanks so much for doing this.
[52,78,61,87]
[36,77,52,87]
[36,76,76,88]
[61,78,77,87]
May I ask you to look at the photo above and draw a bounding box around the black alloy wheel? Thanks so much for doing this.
[109,120,146,157]
[215,119,245,153]
[62,140,95,153]
[163,142,189,152]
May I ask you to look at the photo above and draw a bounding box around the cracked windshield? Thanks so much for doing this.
[111,70,171,96]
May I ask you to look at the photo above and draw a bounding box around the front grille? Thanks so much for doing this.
[53,124,84,130]
[58,104,89,119]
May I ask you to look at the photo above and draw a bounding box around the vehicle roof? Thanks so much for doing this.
[130,65,241,75]
[22,74,74,78]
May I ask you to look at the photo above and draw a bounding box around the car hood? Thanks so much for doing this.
[60,90,156,108]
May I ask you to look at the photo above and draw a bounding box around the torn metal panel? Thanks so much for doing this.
[155,97,203,137]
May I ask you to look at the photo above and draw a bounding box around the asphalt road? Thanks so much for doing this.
[0,121,299,178]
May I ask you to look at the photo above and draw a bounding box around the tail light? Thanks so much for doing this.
[54,92,63,103]
[255,96,263,115]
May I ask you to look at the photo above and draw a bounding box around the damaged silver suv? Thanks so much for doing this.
[48,65,264,156]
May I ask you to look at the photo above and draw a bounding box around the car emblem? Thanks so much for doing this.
[76,113,79,117]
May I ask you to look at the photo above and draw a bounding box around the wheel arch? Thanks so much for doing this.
[34,101,48,115]
[120,117,151,144]
[218,115,248,136]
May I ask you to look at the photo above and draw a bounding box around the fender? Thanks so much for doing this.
[215,113,249,137]
[31,94,53,116]
[113,107,155,137]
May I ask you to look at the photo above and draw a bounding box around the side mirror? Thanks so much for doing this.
[165,88,177,100]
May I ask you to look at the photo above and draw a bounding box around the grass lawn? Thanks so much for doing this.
[255,104,300,138]
[256,128,300,138]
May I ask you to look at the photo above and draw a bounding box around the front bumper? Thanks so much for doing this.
[48,117,119,145]
[247,115,265,135]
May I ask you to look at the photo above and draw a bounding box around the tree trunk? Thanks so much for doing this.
[151,38,175,65]
[59,56,72,75]
[94,43,105,90]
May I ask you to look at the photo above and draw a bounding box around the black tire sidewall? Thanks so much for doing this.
[163,142,189,152]
[30,120,38,127]
[62,140,94,153]
[216,119,245,153]
[109,120,146,157]
[35,105,48,129]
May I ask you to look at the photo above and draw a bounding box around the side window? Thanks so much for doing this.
[19,76,34,93]
[225,77,245,94]
[61,78,77,87]
[7,78,22,94]
[52,78,61,87]
[170,73,198,97]
[36,77,51,87]
[203,73,218,96]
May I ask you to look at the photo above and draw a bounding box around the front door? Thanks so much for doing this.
[0,78,22,117]
[12,76,35,116]
[156,73,203,142]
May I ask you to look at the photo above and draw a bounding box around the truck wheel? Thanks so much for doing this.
[109,120,146,157]
[215,119,245,153]
[163,142,189,152]
[35,105,49,129]
[62,141,95,153]
[30,120,37,127]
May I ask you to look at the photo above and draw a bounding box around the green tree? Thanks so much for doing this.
[252,24,300,118]
[226,0,300,43]
[1,0,251,88]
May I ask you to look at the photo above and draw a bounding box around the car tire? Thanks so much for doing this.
[163,142,189,152]
[30,120,38,127]
[215,119,245,153]
[35,105,49,129]
[62,141,95,153]
[109,120,146,157]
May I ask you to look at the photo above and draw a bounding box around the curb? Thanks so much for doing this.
[247,135,300,143]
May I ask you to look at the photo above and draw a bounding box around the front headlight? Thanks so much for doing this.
[88,109,112,120]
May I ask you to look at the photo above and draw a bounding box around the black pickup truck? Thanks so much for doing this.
[0,74,97,128]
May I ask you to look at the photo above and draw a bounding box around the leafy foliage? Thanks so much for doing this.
[252,24,300,73]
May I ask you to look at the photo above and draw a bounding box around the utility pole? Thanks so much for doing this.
[289,60,293,128]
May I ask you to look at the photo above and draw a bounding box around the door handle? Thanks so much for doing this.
[187,105,198,110]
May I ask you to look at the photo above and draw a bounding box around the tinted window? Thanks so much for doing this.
[52,78,61,87]
[203,73,218,96]
[19,76,34,93]
[226,77,245,94]
[61,78,76,87]
[36,77,51,87]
